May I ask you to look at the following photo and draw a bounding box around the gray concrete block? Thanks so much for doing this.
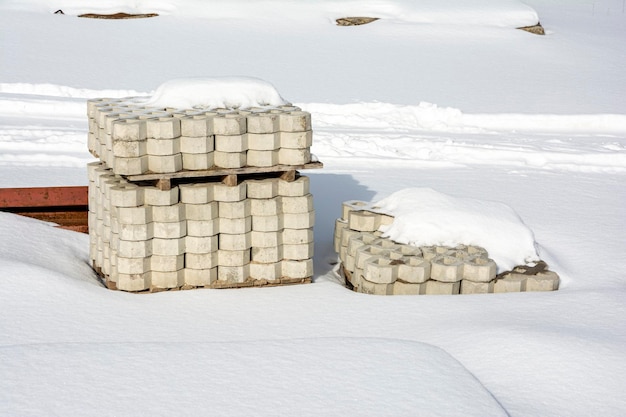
[153,220,187,239]
[151,269,185,289]
[278,176,310,197]
[278,148,311,165]
[364,257,398,284]
[114,155,149,175]
[360,278,393,295]
[144,186,179,206]
[180,114,214,137]
[152,237,186,256]
[218,249,251,267]
[341,200,369,221]
[280,131,312,149]
[184,201,218,221]
[247,150,278,167]
[249,262,282,280]
[185,235,218,254]
[251,214,283,232]
[179,183,215,205]
[110,185,144,208]
[431,255,464,282]
[282,228,313,245]
[219,232,252,251]
[116,256,150,275]
[251,246,283,263]
[424,280,461,295]
[184,267,217,287]
[186,252,218,270]
[281,194,314,214]
[393,280,425,295]
[279,111,311,132]
[214,151,246,168]
[152,203,185,223]
[283,242,314,260]
[146,116,181,139]
[187,219,220,237]
[215,134,248,152]
[218,264,250,284]
[247,133,280,151]
[251,196,282,216]
[117,206,152,225]
[213,182,247,202]
[117,239,152,258]
[118,223,153,242]
[151,254,184,272]
[283,211,315,229]
[526,271,560,291]
[180,135,214,154]
[493,273,527,293]
[148,154,183,174]
[117,272,151,292]
[397,256,431,284]
[219,216,252,234]
[147,137,181,156]
[282,259,313,279]
[182,152,214,170]
[219,200,251,219]
[463,257,497,283]
[251,231,282,248]
[112,137,147,158]
[460,280,494,294]
[246,178,278,199]
[213,114,247,135]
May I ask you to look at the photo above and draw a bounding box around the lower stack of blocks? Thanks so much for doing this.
[88,161,315,292]
[334,200,559,295]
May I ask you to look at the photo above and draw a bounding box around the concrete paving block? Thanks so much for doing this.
[431,255,465,283]
[526,271,560,291]
[364,257,398,284]
[360,278,393,295]
[184,201,218,221]
[247,133,280,151]
[219,200,251,219]
[247,113,280,134]
[219,232,252,251]
[146,117,181,139]
[251,246,283,263]
[347,234,368,257]
[152,203,185,223]
[148,154,183,174]
[181,114,214,137]
[117,272,151,292]
[144,186,179,207]
[249,262,282,280]
[151,269,185,289]
[213,114,247,135]
[219,216,252,234]
[348,210,378,232]
[118,223,154,241]
[218,264,250,284]
[218,249,251,267]
[147,137,181,156]
[424,280,461,295]
[252,214,283,232]
[179,183,215,205]
[278,148,311,165]
[117,206,152,225]
[283,211,315,229]
[460,280,495,294]
[152,237,186,256]
[493,273,527,293]
[279,111,311,132]
[282,259,313,279]
[247,150,278,167]
[215,134,248,153]
[153,220,187,239]
[246,178,278,199]
[112,138,147,158]
[184,267,217,287]
[251,231,283,248]
[110,185,144,208]
[397,257,431,283]
[214,151,246,168]
[393,280,425,295]
[282,228,313,245]
[333,219,348,253]
[116,256,150,275]
[420,246,452,261]
[278,176,310,197]
[281,194,314,214]
[283,242,314,260]
[341,200,369,221]
[186,252,218,270]
[182,152,215,170]
[463,257,497,283]
[187,219,220,237]
[280,131,312,149]
[117,239,152,258]
[151,254,184,272]
[185,235,218,254]
[213,182,247,202]
[251,196,282,216]
[114,155,149,175]
[180,135,215,154]
[340,228,363,248]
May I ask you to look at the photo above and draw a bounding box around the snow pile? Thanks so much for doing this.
[144,77,287,110]
[373,188,539,271]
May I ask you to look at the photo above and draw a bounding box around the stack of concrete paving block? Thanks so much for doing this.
[334,200,560,295]
[87,98,312,175]
[87,98,318,292]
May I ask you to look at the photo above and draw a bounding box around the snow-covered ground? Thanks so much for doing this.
[1,0,625,416]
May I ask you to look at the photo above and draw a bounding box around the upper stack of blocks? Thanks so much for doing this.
[335,200,560,295]
[87,98,313,175]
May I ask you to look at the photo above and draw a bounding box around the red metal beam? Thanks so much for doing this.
[0,186,88,208]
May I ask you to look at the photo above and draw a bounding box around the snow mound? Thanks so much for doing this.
[144,77,288,110]
[0,338,508,417]
[373,188,539,271]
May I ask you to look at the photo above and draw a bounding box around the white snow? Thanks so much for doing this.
[144,77,287,109]
[1,0,626,416]
[372,188,539,271]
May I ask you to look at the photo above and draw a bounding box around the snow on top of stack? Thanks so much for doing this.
[372,188,539,272]
[144,77,288,110]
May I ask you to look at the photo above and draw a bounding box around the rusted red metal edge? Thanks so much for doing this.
[0,186,89,233]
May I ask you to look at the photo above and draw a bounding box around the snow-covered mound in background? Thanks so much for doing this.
[3,0,540,27]
[374,188,539,271]
[144,77,287,109]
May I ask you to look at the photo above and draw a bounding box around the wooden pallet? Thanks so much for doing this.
[124,161,324,190]
[0,186,89,233]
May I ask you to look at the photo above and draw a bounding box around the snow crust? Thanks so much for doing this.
[144,77,287,109]
[373,188,539,271]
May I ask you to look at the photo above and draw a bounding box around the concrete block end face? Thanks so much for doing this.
[117,272,151,292]
[112,138,147,158]
[348,210,378,232]
[493,273,527,293]
[247,150,278,167]
[151,269,185,289]
[247,113,280,134]
[185,235,218,254]
[397,257,431,283]
[462,257,497,283]
[218,200,251,219]
[460,280,494,294]
[146,117,181,139]
[179,183,215,205]
[144,186,179,207]
[526,271,560,291]
[147,137,181,156]
[246,178,279,199]
[393,281,424,295]
[341,201,369,221]
[181,115,214,137]
[214,183,247,202]
[180,135,214,154]
[249,262,282,280]
[218,249,251,267]
[213,114,247,136]
[278,176,309,197]
[148,154,183,174]
[430,255,464,282]
[114,156,149,176]
[424,280,461,295]
[364,257,398,284]
[279,111,312,132]
[110,185,144,208]
[278,148,311,165]
[152,203,185,223]
[282,211,315,229]
[184,267,217,287]
[282,259,313,279]
[360,278,393,296]
[186,252,218,270]
[251,246,283,263]
[215,134,248,153]
[281,194,314,214]
[182,152,214,170]
[280,131,313,149]
[218,264,250,284]
[153,220,187,239]
[151,254,184,272]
